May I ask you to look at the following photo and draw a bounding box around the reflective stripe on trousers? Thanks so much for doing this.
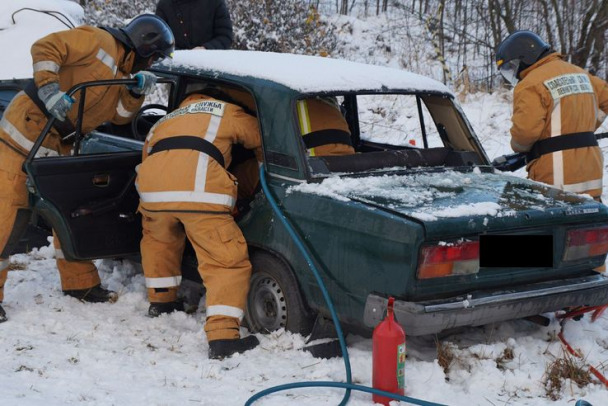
[207,304,244,321]
[145,275,182,289]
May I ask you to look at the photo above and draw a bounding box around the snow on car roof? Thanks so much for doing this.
[163,50,453,95]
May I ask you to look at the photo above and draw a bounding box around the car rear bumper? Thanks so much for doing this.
[363,273,608,336]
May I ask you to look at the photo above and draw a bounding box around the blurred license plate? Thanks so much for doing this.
[480,235,553,267]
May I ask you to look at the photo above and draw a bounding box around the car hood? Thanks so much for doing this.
[293,169,606,238]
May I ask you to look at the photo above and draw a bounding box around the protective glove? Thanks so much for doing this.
[129,71,158,96]
[37,82,75,122]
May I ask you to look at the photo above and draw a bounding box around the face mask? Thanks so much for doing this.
[498,59,521,86]
[151,53,168,64]
[132,54,157,73]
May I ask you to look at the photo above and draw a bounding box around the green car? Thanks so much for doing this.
[9,50,608,338]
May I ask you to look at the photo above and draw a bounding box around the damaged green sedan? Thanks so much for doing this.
[4,50,608,338]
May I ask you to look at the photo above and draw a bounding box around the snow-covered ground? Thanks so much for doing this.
[1,1,608,406]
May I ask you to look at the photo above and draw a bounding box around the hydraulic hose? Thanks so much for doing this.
[245,165,446,406]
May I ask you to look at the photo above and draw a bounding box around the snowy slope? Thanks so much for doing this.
[1,2,608,406]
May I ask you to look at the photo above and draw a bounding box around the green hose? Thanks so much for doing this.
[245,165,446,406]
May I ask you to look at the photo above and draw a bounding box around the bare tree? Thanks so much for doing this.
[567,0,608,74]
[78,0,608,86]
[340,0,349,14]
[377,0,388,14]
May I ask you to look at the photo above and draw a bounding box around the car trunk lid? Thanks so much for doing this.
[322,168,605,237]
[310,168,608,299]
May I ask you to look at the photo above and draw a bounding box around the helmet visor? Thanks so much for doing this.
[498,59,520,86]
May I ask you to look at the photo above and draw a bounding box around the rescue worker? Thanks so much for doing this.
[496,30,608,202]
[136,87,262,359]
[0,14,175,322]
[297,96,355,156]
[229,95,356,207]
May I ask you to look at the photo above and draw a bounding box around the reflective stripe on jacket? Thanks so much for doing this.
[0,26,143,156]
[510,53,608,198]
[136,93,262,212]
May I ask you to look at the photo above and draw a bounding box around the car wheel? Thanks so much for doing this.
[245,252,314,336]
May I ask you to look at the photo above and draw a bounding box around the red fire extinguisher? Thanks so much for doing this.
[372,296,406,405]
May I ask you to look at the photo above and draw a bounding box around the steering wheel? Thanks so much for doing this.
[131,103,168,141]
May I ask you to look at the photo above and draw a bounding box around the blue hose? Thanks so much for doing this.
[244,166,446,406]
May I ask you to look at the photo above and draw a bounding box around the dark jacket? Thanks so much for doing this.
[155,0,233,50]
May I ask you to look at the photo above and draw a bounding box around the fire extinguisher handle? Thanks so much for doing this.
[387,296,395,317]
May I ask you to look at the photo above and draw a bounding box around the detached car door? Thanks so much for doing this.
[22,79,168,261]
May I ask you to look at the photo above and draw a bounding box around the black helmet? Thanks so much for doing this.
[121,14,175,60]
[496,30,551,85]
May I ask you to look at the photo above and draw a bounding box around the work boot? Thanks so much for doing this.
[63,284,118,303]
[208,335,259,360]
[0,303,6,323]
[148,300,184,317]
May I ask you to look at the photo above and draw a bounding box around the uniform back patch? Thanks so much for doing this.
[153,100,226,130]
[544,73,593,99]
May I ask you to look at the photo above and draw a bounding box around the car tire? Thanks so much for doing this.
[244,251,315,336]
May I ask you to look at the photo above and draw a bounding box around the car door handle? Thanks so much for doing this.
[71,198,118,218]
[92,174,110,187]
[71,172,137,218]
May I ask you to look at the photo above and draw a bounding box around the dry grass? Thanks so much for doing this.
[436,338,455,376]
[543,351,592,400]
[8,262,27,271]
[496,347,515,370]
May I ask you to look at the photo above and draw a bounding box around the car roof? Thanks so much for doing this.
[154,50,453,96]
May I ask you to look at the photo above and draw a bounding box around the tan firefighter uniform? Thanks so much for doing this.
[136,92,262,341]
[0,26,145,302]
[296,97,355,156]
[510,53,608,200]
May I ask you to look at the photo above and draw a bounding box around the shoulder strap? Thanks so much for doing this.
[23,79,76,140]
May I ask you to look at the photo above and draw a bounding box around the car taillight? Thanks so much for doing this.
[563,226,608,261]
[417,240,479,279]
